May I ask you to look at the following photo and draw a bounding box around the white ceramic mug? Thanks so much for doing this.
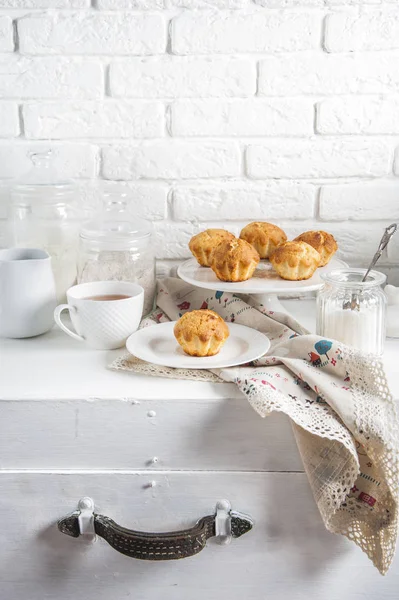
[0,248,57,338]
[54,281,144,350]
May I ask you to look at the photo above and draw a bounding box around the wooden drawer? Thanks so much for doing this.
[0,472,398,600]
[1,398,302,472]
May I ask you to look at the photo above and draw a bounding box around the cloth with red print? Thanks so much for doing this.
[111,277,399,574]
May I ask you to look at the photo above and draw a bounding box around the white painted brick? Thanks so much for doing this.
[259,53,399,95]
[23,101,164,139]
[109,57,255,99]
[247,139,392,179]
[78,181,168,220]
[325,10,399,52]
[171,99,314,137]
[320,183,399,221]
[96,0,246,6]
[170,0,247,6]
[0,16,13,52]
[154,221,197,259]
[327,1,397,5]
[102,142,241,180]
[18,13,166,55]
[388,234,399,263]
[96,0,164,7]
[317,97,399,134]
[255,0,323,5]
[0,56,103,99]
[171,11,322,54]
[393,146,399,175]
[0,102,19,137]
[172,183,316,221]
[259,0,389,4]
[0,142,97,179]
[0,1,89,6]
[381,267,399,286]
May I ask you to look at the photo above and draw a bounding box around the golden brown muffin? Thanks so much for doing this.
[189,229,236,267]
[269,241,321,281]
[294,230,338,267]
[174,309,229,357]
[211,238,260,282]
[239,222,287,259]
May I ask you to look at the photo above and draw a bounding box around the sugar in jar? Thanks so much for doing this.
[316,269,387,355]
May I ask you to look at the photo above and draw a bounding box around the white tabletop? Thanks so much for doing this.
[1,299,398,401]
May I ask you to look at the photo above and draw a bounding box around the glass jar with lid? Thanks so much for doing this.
[77,189,156,316]
[316,268,387,355]
[7,150,87,301]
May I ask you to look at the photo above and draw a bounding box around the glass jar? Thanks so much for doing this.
[316,268,387,355]
[8,150,86,302]
[77,190,155,316]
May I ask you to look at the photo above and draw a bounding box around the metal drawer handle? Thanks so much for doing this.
[58,497,253,561]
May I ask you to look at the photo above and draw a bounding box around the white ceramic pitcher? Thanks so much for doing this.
[0,248,57,338]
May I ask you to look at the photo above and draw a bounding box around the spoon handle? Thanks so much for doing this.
[362,223,398,282]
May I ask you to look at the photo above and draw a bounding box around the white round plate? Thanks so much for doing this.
[126,322,270,369]
[178,257,348,294]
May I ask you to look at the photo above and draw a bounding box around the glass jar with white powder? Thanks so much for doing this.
[77,190,156,316]
[316,269,386,355]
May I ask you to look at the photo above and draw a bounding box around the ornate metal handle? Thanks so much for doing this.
[58,498,253,561]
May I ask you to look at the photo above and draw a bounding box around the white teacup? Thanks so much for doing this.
[54,281,144,350]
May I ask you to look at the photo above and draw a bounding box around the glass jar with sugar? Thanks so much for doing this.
[316,268,387,355]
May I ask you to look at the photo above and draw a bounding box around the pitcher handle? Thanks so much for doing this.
[54,304,84,342]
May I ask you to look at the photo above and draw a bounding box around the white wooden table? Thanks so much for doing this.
[1,299,398,600]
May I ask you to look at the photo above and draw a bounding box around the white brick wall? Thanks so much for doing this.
[0,1,398,282]
[109,58,256,98]
[325,9,399,52]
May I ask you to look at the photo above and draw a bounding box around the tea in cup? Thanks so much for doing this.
[54,281,144,349]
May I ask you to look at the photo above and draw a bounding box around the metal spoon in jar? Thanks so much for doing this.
[343,222,398,311]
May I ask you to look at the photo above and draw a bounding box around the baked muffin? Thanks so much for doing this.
[269,241,321,281]
[174,310,229,357]
[294,230,338,267]
[189,229,236,267]
[240,222,287,259]
[211,238,260,282]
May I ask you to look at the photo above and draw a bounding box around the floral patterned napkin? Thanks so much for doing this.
[110,277,399,574]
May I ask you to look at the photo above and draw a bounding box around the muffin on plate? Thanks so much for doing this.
[294,230,338,267]
[189,229,236,267]
[239,222,287,259]
[174,309,229,357]
[211,238,260,282]
[269,241,321,281]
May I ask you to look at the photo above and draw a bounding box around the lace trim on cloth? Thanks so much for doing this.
[333,347,399,573]
[110,354,222,383]
[109,277,399,574]
[235,347,399,574]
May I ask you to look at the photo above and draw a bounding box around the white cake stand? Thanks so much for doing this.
[177,257,348,313]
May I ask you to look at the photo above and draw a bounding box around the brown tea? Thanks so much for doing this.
[85,294,131,301]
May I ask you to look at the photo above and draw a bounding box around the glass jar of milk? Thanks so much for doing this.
[316,269,387,355]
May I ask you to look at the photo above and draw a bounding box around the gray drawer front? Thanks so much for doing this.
[1,398,302,472]
[1,472,398,600]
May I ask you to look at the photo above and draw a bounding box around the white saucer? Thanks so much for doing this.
[178,257,347,295]
[126,322,270,369]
